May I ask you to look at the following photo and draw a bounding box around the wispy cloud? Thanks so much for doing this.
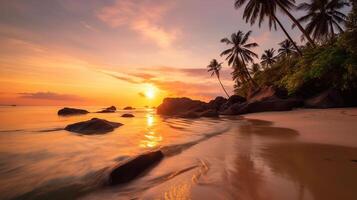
[18,92,83,101]
[96,0,179,48]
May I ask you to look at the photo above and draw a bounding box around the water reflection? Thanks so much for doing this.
[140,113,163,148]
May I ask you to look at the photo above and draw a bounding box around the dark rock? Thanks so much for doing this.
[179,111,200,118]
[109,150,164,185]
[208,96,227,111]
[121,113,135,118]
[65,118,122,134]
[247,85,287,102]
[221,97,302,115]
[219,95,246,111]
[58,107,89,116]
[199,109,219,118]
[123,106,135,110]
[97,106,116,113]
[305,89,345,108]
[157,97,208,116]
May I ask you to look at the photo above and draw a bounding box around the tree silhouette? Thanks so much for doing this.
[220,30,258,88]
[207,59,230,98]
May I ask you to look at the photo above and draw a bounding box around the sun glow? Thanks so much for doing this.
[145,85,156,99]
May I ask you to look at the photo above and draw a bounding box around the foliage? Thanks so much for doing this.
[235,38,357,97]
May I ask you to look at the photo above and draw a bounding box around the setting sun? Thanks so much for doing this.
[145,85,156,99]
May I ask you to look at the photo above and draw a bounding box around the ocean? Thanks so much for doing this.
[1,106,356,200]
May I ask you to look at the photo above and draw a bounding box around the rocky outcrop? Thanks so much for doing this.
[57,107,89,116]
[221,97,302,115]
[219,95,246,111]
[305,89,345,108]
[121,113,135,118]
[65,118,122,134]
[109,150,164,185]
[247,85,287,102]
[97,106,116,113]
[123,106,135,110]
[157,97,208,116]
[207,96,227,111]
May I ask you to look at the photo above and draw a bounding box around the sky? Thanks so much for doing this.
[0,0,350,106]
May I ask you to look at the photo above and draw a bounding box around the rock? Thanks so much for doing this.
[123,106,135,110]
[305,89,345,108]
[121,113,135,118]
[109,150,164,185]
[199,109,219,118]
[247,85,287,102]
[65,118,122,134]
[179,111,200,119]
[97,106,116,113]
[219,95,246,111]
[208,96,227,111]
[221,97,302,115]
[157,97,208,116]
[57,107,89,116]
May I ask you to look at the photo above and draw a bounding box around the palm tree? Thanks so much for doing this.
[296,0,349,41]
[207,59,230,98]
[261,48,277,68]
[234,0,314,53]
[278,39,297,57]
[250,63,261,77]
[220,30,258,88]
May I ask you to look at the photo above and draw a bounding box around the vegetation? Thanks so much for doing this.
[207,59,230,98]
[295,0,350,41]
[211,0,355,98]
[261,49,277,68]
[220,30,258,88]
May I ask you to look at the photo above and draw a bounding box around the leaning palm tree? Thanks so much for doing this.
[261,48,277,68]
[220,30,258,88]
[296,0,349,41]
[278,39,297,57]
[234,0,315,53]
[207,59,230,98]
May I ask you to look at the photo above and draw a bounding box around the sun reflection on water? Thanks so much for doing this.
[140,113,163,148]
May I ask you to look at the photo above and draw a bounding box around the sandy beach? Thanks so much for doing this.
[98,108,357,200]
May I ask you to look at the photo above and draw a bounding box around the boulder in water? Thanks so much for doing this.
[109,150,164,185]
[123,106,135,110]
[65,118,122,134]
[121,113,135,118]
[57,107,89,116]
[97,106,116,113]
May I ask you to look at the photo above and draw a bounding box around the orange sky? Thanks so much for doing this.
[0,0,339,106]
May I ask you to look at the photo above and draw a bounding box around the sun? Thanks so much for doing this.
[145,85,155,99]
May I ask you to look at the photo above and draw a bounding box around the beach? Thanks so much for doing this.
[0,107,356,200]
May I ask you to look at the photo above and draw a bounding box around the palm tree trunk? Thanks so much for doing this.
[273,15,303,56]
[276,1,316,46]
[330,20,335,39]
[217,76,230,98]
[239,54,258,88]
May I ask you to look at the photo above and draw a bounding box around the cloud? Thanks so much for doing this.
[96,0,178,48]
[18,92,83,101]
[99,66,234,100]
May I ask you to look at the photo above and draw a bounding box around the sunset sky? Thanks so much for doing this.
[0,0,345,106]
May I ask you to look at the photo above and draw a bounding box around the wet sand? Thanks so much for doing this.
[236,108,357,200]
[156,108,356,200]
[80,108,357,200]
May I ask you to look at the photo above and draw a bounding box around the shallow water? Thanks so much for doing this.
[0,106,356,200]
